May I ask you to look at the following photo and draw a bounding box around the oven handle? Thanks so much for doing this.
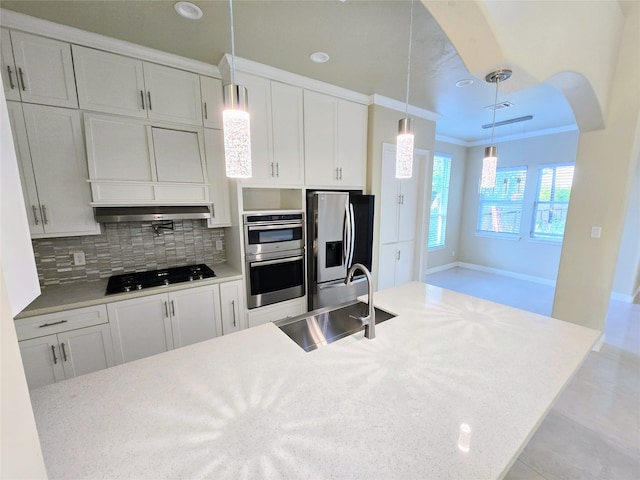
[247,222,304,230]
[250,255,304,268]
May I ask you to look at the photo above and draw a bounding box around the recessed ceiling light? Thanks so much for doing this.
[310,52,330,64]
[455,79,474,87]
[174,2,203,20]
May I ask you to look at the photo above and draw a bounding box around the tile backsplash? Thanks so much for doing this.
[32,220,225,287]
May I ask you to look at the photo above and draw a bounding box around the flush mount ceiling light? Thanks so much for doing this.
[309,52,330,63]
[481,68,512,190]
[396,0,415,179]
[174,2,203,20]
[455,79,474,88]
[222,0,252,178]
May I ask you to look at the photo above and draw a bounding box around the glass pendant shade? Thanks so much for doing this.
[223,83,252,178]
[396,117,414,179]
[481,145,498,189]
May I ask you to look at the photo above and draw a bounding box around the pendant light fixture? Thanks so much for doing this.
[396,0,415,179]
[223,0,252,178]
[481,69,512,189]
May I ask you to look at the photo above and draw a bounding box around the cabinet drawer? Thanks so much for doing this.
[247,297,306,328]
[16,305,109,341]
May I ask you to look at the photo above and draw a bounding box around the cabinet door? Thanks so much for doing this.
[22,104,99,236]
[204,129,231,227]
[304,90,338,186]
[143,62,202,126]
[9,31,77,108]
[219,280,245,334]
[84,113,153,181]
[377,243,398,291]
[380,146,400,245]
[151,127,205,183]
[18,334,65,390]
[5,101,44,234]
[395,241,416,286]
[235,72,273,182]
[337,99,367,187]
[73,45,146,118]
[1,28,20,101]
[398,174,420,243]
[59,324,115,379]
[107,294,174,364]
[169,285,221,348]
[201,76,223,129]
[271,81,304,185]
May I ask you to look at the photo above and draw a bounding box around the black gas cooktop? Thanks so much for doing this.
[106,264,215,295]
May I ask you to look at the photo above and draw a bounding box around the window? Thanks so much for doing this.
[428,154,452,248]
[477,166,527,235]
[531,164,574,241]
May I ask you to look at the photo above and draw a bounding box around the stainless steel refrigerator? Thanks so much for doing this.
[307,191,374,311]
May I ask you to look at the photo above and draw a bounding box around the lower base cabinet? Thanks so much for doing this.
[378,241,415,291]
[16,305,114,390]
[246,297,306,328]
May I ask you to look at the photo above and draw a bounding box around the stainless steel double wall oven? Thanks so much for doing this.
[244,212,305,309]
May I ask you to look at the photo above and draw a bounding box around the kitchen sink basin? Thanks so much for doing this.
[274,300,397,352]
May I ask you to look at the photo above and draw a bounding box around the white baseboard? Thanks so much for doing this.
[591,333,606,352]
[456,262,557,287]
[425,262,458,276]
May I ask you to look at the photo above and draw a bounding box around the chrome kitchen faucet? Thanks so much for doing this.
[344,263,376,340]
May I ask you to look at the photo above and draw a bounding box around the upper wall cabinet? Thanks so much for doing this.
[7,102,100,238]
[200,76,223,129]
[234,72,304,186]
[1,29,78,108]
[304,91,367,188]
[204,128,231,227]
[84,112,209,205]
[73,45,203,126]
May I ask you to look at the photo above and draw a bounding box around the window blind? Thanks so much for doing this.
[428,154,451,248]
[477,166,527,235]
[531,164,574,240]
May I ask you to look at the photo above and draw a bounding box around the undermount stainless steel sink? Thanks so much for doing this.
[274,300,397,352]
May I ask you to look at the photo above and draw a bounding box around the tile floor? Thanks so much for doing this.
[427,267,640,480]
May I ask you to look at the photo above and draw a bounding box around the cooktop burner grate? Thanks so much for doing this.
[106,264,215,294]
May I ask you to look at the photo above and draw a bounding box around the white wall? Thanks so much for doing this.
[426,140,467,271]
[458,130,579,281]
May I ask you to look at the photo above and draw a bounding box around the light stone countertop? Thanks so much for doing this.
[15,263,242,319]
[29,282,600,480]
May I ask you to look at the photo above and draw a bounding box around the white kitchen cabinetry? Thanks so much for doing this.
[235,73,304,186]
[84,112,209,205]
[6,101,100,237]
[16,305,114,390]
[219,280,245,334]
[1,28,78,108]
[246,297,306,329]
[204,128,231,227]
[73,45,202,126]
[108,282,241,364]
[378,241,415,291]
[200,76,223,129]
[304,90,367,188]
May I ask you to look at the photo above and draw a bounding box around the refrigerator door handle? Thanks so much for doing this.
[343,200,350,267]
[347,203,355,268]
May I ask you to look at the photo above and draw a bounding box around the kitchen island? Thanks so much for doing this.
[29,282,599,479]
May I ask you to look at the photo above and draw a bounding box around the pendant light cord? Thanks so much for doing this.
[404,0,414,115]
[489,78,500,146]
[229,0,236,85]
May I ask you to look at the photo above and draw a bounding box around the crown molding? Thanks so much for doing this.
[466,124,579,147]
[435,134,470,147]
[369,94,441,122]
[0,8,220,77]
[219,54,370,104]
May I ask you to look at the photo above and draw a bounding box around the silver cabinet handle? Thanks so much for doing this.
[18,67,26,91]
[397,250,401,260]
[398,194,402,205]
[51,345,58,365]
[61,342,68,362]
[276,163,279,177]
[140,90,145,109]
[170,300,175,316]
[204,102,208,119]
[339,167,343,180]
[41,205,49,224]
[6,65,15,89]
[270,162,274,177]
[336,167,340,180]
[32,205,40,225]
[211,204,215,218]
[147,91,152,110]
[39,319,67,328]
[231,300,236,327]
[164,301,169,318]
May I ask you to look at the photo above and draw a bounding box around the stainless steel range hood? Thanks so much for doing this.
[94,206,211,223]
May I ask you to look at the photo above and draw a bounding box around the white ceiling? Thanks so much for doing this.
[1,0,577,143]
